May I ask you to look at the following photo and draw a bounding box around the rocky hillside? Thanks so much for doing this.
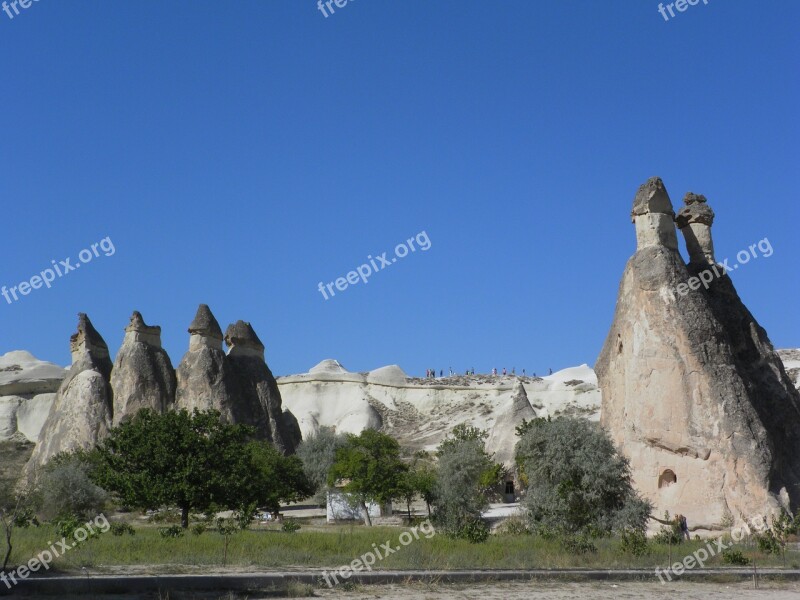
[3,346,798,479]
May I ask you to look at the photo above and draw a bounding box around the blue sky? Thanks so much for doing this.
[1,0,797,376]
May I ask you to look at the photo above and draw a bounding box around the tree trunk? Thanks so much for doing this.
[181,505,190,529]
[2,527,11,572]
[426,501,431,517]
[361,501,372,526]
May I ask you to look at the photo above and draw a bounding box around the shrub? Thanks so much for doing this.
[497,516,529,536]
[281,518,301,533]
[620,528,649,556]
[458,518,490,543]
[39,452,108,521]
[191,523,207,536]
[110,522,135,536]
[562,535,597,554]
[158,525,185,538]
[433,426,502,540]
[55,515,83,539]
[757,531,781,554]
[721,549,751,566]
[652,513,683,545]
[516,417,651,539]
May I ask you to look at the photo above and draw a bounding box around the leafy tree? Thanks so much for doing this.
[396,452,438,519]
[245,441,314,514]
[328,429,407,526]
[433,425,503,540]
[515,416,651,540]
[90,409,256,528]
[295,426,348,504]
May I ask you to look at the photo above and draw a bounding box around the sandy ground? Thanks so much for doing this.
[50,580,800,599]
[314,581,800,599]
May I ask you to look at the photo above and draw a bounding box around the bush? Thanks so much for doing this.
[191,523,207,536]
[458,518,490,543]
[55,515,83,539]
[757,532,780,554]
[39,452,108,521]
[497,516,529,536]
[110,522,135,536]
[433,426,502,539]
[562,535,597,554]
[721,549,751,566]
[620,528,649,556]
[652,513,683,545]
[281,518,301,533]
[516,417,651,539]
[158,525,185,538]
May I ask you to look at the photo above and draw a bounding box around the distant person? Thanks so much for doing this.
[522,368,526,376]
[679,514,690,540]
[492,367,497,376]
[502,368,507,376]
[549,368,553,375]
[440,369,443,377]
[511,367,515,375]
[471,368,475,375]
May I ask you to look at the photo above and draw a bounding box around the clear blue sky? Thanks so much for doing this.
[1,1,798,376]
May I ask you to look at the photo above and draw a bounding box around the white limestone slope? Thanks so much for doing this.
[0,351,66,443]
[278,360,602,467]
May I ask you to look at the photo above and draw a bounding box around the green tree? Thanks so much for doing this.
[433,425,503,540]
[90,409,256,528]
[295,426,348,504]
[245,441,314,514]
[328,429,407,526]
[515,416,651,540]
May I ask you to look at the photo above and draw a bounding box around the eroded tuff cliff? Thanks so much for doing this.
[224,320,300,454]
[111,311,177,424]
[175,304,242,421]
[24,314,113,479]
[596,177,800,532]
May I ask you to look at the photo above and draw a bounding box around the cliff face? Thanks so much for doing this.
[24,314,114,479]
[175,304,242,422]
[224,321,299,454]
[596,178,800,531]
[111,312,177,425]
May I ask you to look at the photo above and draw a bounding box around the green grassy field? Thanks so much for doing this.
[5,520,798,574]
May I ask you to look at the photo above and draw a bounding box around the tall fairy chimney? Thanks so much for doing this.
[675,192,716,265]
[630,177,678,251]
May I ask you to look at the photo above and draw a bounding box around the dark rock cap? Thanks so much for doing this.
[189,304,223,340]
[675,192,715,228]
[70,313,109,352]
[631,177,675,222]
[125,311,162,335]
[225,320,265,351]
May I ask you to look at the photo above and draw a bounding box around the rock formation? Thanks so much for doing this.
[111,311,176,425]
[25,314,114,479]
[486,379,537,467]
[224,320,298,454]
[596,177,800,532]
[175,304,242,422]
[0,351,65,444]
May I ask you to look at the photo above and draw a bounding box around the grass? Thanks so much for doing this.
[5,521,799,574]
